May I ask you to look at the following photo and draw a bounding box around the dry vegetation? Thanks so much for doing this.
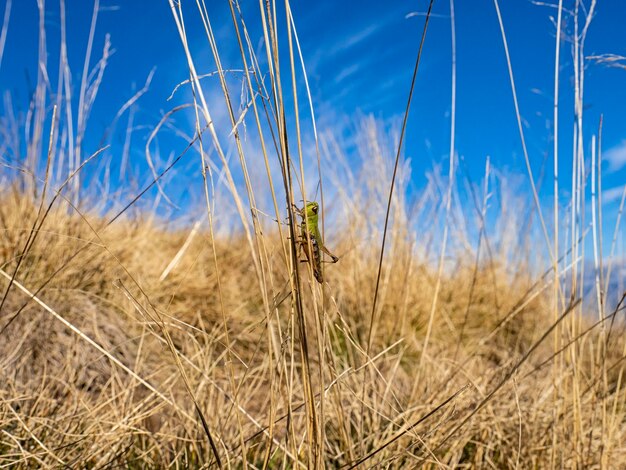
[1,0,626,468]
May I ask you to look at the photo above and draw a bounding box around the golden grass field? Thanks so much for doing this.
[1,0,625,468]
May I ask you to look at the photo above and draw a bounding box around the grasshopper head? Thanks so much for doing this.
[304,201,319,217]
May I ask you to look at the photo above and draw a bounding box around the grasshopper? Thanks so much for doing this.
[292,201,339,283]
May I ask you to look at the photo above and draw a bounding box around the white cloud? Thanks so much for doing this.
[604,140,626,172]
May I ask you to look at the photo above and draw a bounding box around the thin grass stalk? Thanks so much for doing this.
[190,65,244,470]
[419,0,456,374]
[284,10,335,457]
[567,121,579,461]
[94,69,154,180]
[358,3,436,454]
[119,104,135,181]
[257,1,302,462]
[52,2,67,185]
[590,133,608,463]
[572,3,597,459]
[551,0,563,465]
[59,0,75,190]
[578,131,586,310]
[192,0,271,287]
[74,0,100,201]
[165,23,290,458]
[0,0,11,72]
[575,145,585,461]
[227,4,300,466]
[363,0,435,353]
[597,120,609,464]
[285,2,326,239]
[229,0,290,269]
[458,155,501,313]
[454,156,490,360]
[283,2,328,465]
[604,293,626,464]
[492,0,554,268]
[284,12,320,469]
[27,0,48,198]
[258,0,281,136]
[200,1,298,465]
[168,1,259,270]
[594,117,608,466]
[570,116,578,306]
[259,1,316,464]
[591,135,602,320]
[170,3,273,466]
[597,116,605,313]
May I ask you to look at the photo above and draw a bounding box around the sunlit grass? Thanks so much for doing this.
[0,0,625,468]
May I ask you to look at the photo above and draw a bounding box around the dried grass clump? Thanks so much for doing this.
[1,183,624,468]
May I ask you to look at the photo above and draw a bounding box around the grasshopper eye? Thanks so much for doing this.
[312,205,318,214]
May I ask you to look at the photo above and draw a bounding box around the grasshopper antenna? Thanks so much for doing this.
[313,179,321,202]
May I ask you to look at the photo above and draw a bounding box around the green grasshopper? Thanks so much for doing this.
[292,201,339,283]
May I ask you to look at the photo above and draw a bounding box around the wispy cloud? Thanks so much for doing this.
[334,63,361,84]
[311,10,398,67]
[604,140,626,172]
[333,23,383,54]
[602,185,626,204]
[405,11,450,19]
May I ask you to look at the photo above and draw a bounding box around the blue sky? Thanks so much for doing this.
[0,0,625,241]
